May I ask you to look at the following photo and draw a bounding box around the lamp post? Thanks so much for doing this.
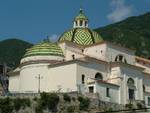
[35,74,43,93]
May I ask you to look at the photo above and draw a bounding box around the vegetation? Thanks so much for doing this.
[95,12,150,59]
[63,93,71,102]
[0,39,33,68]
[78,96,90,111]
[0,97,31,113]
[35,92,60,112]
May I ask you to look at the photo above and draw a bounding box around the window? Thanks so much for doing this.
[72,54,75,60]
[127,78,134,86]
[129,89,135,100]
[148,97,150,106]
[143,85,146,92]
[106,88,110,97]
[75,21,78,26]
[82,74,85,84]
[80,20,83,26]
[95,73,103,80]
[89,86,94,93]
[115,55,127,63]
[85,21,87,27]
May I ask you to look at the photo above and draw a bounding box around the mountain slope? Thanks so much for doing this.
[95,12,150,59]
[0,39,33,68]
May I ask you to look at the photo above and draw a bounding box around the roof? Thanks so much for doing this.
[135,56,150,64]
[59,28,103,46]
[23,41,64,58]
[85,41,135,52]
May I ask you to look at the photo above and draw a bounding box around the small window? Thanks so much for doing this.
[148,97,150,106]
[143,85,146,92]
[85,21,87,27]
[82,74,85,84]
[89,86,94,93]
[75,21,78,26]
[72,54,75,60]
[80,20,83,26]
[106,88,110,97]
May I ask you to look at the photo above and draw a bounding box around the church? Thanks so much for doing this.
[8,9,150,106]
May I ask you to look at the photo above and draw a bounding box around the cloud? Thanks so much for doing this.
[107,0,133,22]
[48,34,59,42]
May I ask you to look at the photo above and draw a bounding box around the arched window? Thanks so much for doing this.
[95,73,103,80]
[115,55,127,63]
[127,78,135,100]
[127,78,134,86]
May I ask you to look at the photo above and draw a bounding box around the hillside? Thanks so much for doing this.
[95,12,150,59]
[0,39,33,68]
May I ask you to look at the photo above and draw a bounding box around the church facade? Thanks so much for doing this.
[8,9,150,106]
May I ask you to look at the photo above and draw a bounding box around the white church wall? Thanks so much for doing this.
[119,66,143,104]
[9,74,20,93]
[76,62,108,93]
[108,66,122,85]
[84,43,107,61]
[19,63,49,93]
[106,44,135,65]
[95,82,119,104]
[59,41,85,61]
[143,75,150,93]
[47,63,77,92]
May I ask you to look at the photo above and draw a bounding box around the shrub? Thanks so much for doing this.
[125,103,133,109]
[38,92,59,112]
[47,93,59,111]
[78,96,90,111]
[72,97,76,102]
[0,97,13,113]
[67,105,76,113]
[13,98,31,111]
[63,93,71,102]
[137,103,143,109]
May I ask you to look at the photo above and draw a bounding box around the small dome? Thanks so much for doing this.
[23,41,64,58]
[21,41,64,64]
[59,28,103,46]
[74,9,88,21]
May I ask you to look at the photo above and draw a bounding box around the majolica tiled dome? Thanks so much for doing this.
[23,41,64,58]
[59,9,103,46]
[59,28,103,46]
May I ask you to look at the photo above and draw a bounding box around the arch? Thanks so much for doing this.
[95,72,103,80]
[115,54,127,63]
[127,78,134,86]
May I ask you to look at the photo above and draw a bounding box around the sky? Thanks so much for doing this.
[0,0,150,43]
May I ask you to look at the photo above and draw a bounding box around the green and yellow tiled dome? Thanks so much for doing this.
[59,28,103,46]
[23,41,64,58]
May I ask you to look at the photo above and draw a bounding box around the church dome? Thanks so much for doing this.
[59,28,103,46]
[24,41,63,57]
[58,9,103,46]
[21,41,64,64]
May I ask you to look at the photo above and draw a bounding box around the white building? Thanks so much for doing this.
[8,9,150,106]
